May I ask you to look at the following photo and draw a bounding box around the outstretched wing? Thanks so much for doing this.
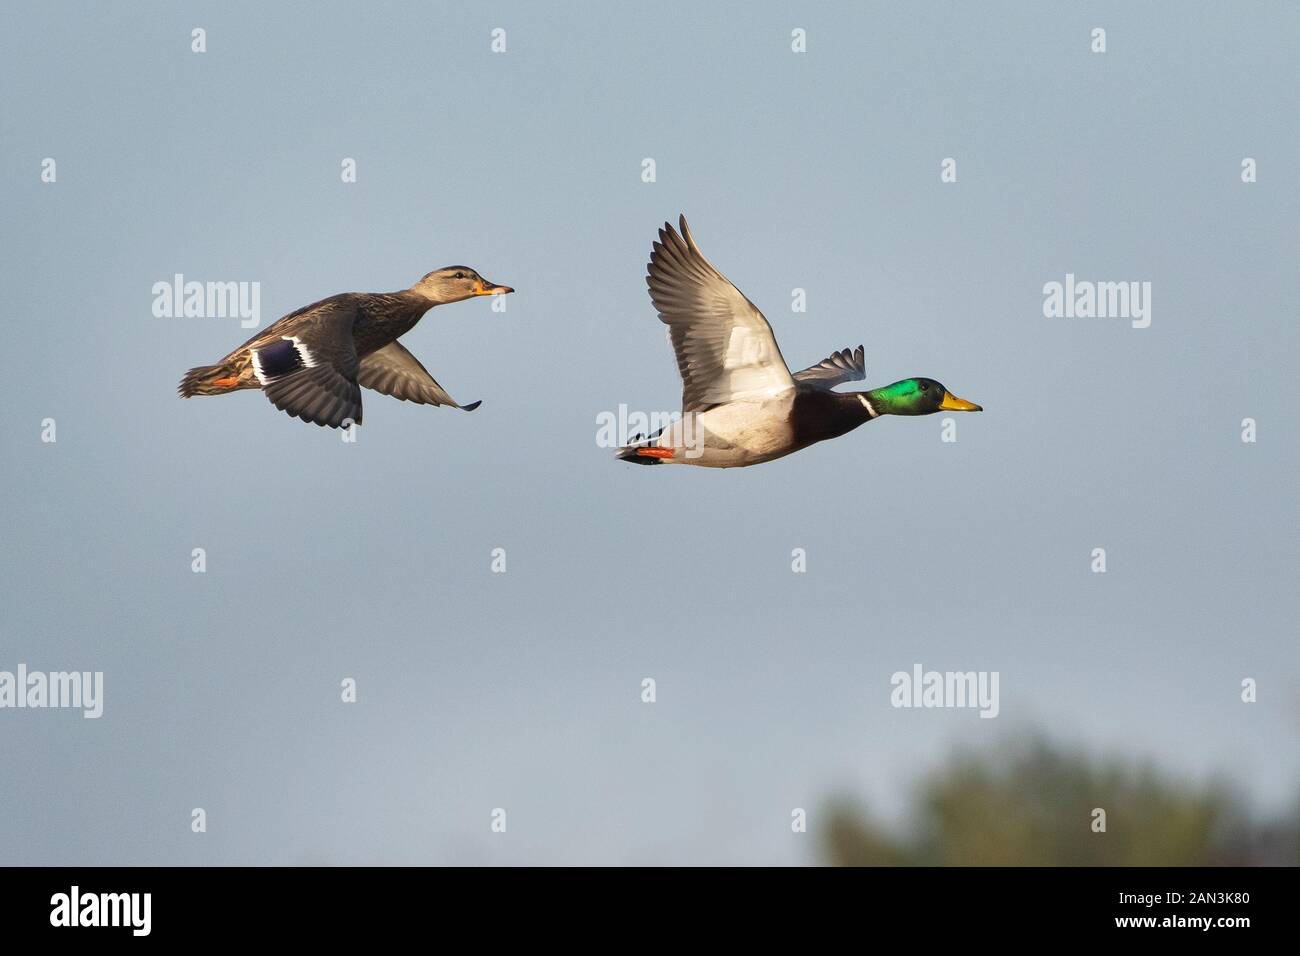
[645,215,795,413]
[793,346,866,390]
[250,298,362,428]
[357,341,481,411]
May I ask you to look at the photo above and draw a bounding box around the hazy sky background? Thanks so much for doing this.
[2,2,1296,865]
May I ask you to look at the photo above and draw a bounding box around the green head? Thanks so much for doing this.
[861,378,982,416]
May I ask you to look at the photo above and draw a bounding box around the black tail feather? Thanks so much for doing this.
[616,445,664,465]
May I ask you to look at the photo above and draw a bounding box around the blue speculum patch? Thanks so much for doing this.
[256,338,303,378]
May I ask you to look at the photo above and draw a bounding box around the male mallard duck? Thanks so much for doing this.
[617,216,980,467]
[179,267,513,427]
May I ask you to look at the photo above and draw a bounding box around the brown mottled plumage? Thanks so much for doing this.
[179,267,513,428]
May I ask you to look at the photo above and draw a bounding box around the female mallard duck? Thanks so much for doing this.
[179,267,513,428]
[617,216,980,467]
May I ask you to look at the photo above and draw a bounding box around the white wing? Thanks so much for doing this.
[793,346,866,390]
[645,215,795,413]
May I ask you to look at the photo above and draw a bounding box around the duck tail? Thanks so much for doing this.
[178,363,242,397]
[615,425,675,464]
[615,444,674,465]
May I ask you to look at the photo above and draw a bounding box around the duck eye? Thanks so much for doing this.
[919,382,929,392]
[454,272,466,279]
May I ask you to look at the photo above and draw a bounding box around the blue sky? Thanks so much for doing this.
[1,1,1296,864]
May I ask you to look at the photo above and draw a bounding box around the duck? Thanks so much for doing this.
[178,267,513,428]
[616,216,980,467]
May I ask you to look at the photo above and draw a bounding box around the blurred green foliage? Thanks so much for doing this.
[822,737,1298,866]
